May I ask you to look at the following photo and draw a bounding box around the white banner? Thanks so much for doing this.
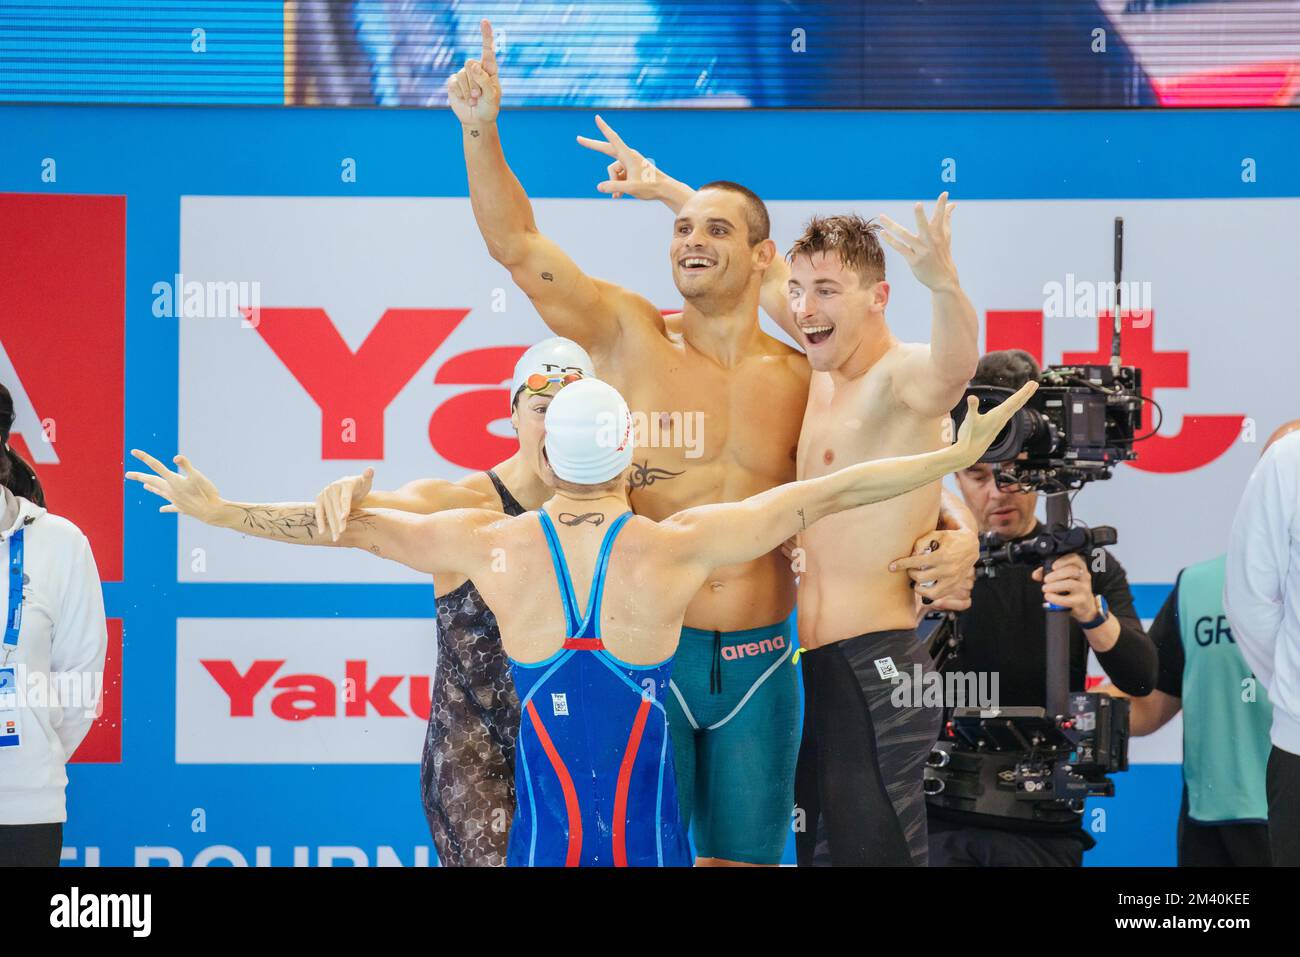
[178,195,1300,589]
[175,618,435,764]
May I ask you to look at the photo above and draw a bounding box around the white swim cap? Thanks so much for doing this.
[544,378,634,485]
[510,337,595,413]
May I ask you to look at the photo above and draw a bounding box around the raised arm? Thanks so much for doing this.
[661,382,1037,572]
[448,20,659,355]
[126,450,491,577]
[879,193,980,416]
[576,117,803,345]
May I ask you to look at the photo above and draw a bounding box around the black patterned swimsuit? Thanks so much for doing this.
[420,470,524,866]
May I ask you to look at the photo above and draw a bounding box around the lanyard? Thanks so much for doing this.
[2,527,24,666]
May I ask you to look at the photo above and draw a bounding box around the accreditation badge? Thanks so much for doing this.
[0,667,21,749]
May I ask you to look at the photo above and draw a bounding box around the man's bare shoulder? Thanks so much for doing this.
[594,280,671,336]
[888,339,931,368]
[840,341,928,410]
[753,329,812,381]
[757,329,806,360]
[871,341,931,387]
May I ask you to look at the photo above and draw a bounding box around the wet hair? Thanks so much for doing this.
[786,214,886,286]
[696,181,771,245]
[0,383,45,507]
[970,349,1041,390]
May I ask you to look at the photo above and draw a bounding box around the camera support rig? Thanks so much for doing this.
[925,218,1144,823]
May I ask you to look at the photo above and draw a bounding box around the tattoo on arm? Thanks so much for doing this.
[232,504,378,544]
[627,461,685,491]
[541,272,554,282]
[469,129,480,137]
[798,507,806,530]
[559,511,605,526]
[233,505,318,540]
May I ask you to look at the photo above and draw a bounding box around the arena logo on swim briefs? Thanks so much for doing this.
[721,634,785,660]
[175,619,435,763]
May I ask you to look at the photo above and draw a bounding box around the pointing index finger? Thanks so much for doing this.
[479,19,497,75]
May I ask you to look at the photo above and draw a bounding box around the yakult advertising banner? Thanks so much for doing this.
[178,194,1295,588]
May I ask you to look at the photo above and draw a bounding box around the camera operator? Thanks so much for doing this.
[927,350,1157,867]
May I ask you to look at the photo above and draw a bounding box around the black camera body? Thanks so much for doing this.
[977,523,1117,579]
[951,363,1143,490]
[925,693,1131,824]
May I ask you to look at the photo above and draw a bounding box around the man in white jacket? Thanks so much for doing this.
[0,436,108,865]
[1225,424,1300,866]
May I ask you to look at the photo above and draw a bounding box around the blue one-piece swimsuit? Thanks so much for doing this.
[506,510,693,867]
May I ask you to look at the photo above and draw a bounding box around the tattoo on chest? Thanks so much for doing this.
[627,460,685,490]
[559,511,605,526]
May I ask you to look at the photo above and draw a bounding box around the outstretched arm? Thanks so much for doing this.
[311,467,493,541]
[449,20,660,355]
[576,117,803,345]
[126,451,489,576]
[879,193,980,416]
[661,382,1037,571]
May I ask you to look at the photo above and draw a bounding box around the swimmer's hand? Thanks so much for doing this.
[891,529,977,612]
[447,19,501,126]
[951,381,1038,465]
[314,468,375,542]
[126,449,222,522]
[577,116,661,200]
[878,192,960,294]
[779,534,802,565]
[576,116,693,211]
